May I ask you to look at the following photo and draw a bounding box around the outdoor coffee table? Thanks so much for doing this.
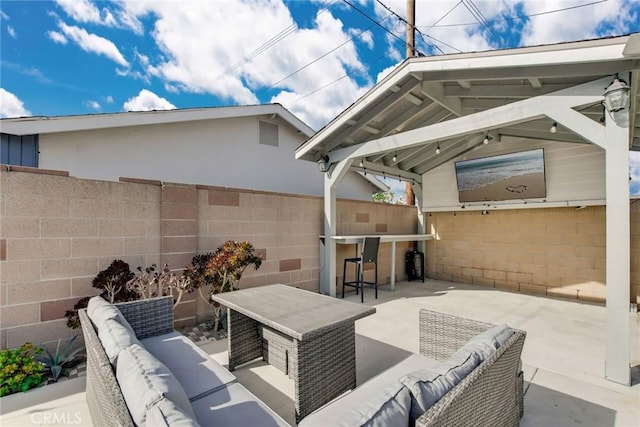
[212,284,376,422]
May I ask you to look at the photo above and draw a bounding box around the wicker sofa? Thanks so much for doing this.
[79,295,289,427]
[299,309,527,427]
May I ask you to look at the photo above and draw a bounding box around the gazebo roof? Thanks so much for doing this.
[296,34,640,180]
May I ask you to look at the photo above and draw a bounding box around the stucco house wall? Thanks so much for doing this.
[36,114,378,201]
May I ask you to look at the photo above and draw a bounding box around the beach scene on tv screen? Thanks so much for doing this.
[455,149,546,203]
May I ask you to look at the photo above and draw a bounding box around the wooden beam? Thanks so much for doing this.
[330,77,608,162]
[322,75,421,152]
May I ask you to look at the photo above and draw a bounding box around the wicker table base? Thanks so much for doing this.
[214,284,375,423]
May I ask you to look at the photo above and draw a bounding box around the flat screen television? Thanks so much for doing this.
[454,148,546,203]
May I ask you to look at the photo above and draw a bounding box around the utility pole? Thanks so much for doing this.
[405,0,416,205]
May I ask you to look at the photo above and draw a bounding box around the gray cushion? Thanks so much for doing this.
[97,318,141,365]
[300,381,411,427]
[141,331,236,400]
[146,397,201,427]
[400,350,481,421]
[190,383,289,427]
[116,343,195,425]
[87,296,135,334]
[462,324,515,360]
[299,354,438,427]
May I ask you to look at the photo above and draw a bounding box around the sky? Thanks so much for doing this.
[1,0,640,196]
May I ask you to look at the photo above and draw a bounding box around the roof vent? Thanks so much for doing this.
[259,120,279,147]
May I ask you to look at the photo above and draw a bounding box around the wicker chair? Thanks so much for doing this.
[299,308,526,427]
[416,309,526,427]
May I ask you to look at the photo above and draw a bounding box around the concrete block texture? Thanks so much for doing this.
[425,206,631,305]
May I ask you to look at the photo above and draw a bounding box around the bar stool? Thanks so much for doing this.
[342,237,380,303]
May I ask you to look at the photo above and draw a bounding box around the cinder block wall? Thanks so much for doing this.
[426,206,640,304]
[0,167,419,346]
[336,199,419,294]
[0,168,162,349]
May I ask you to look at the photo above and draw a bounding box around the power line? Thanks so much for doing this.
[341,0,415,53]
[422,0,463,33]
[416,0,608,29]
[373,0,448,55]
[213,0,338,83]
[289,52,393,105]
[461,0,501,46]
[266,18,385,91]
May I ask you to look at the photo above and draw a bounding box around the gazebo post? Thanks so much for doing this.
[604,113,631,385]
[321,160,352,296]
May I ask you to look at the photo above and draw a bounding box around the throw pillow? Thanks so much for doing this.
[116,344,196,425]
[86,296,135,334]
[97,318,141,366]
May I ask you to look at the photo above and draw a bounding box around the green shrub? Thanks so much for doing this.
[0,342,45,396]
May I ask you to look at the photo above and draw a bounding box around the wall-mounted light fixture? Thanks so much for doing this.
[603,75,630,126]
[603,76,630,113]
[483,135,490,145]
[317,155,330,173]
[392,151,397,162]
[435,143,441,155]
[550,123,557,134]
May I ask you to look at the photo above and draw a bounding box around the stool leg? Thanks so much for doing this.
[342,260,347,298]
[374,262,378,299]
[360,262,364,303]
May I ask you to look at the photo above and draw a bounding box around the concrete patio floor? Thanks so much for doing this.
[1,279,639,426]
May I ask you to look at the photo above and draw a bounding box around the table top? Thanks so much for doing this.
[212,284,376,340]
[329,234,435,244]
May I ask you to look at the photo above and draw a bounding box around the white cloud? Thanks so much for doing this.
[119,0,371,129]
[0,88,31,118]
[376,64,399,83]
[56,0,102,23]
[47,30,67,44]
[518,0,637,46]
[0,11,9,20]
[58,22,129,66]
[105,95,114,104]
[54,0,143,34]
[86,100,101,109]
[7,26,16,38]
[123,89,176,111]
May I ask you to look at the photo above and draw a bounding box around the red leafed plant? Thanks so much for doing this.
[187,241,262,331]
